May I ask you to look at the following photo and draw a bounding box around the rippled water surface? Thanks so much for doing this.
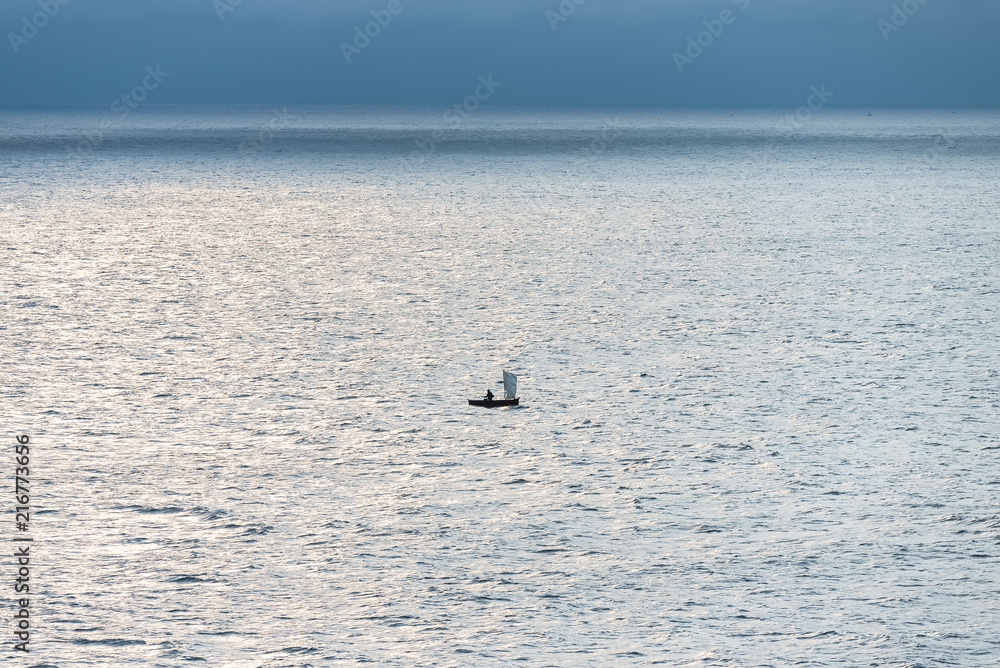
[2,107,999,666]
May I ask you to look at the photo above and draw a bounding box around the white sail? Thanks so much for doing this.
[502,370,517,400]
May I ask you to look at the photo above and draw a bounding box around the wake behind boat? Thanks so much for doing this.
[469,370,519,408]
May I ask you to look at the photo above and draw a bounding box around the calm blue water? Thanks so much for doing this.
[2,106,999,667]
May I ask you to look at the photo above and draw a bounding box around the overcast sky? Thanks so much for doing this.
[1,0,998,106]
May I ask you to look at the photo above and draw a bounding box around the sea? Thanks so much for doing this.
[1,105,998,667]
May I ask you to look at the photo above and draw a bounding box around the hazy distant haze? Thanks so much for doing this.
[1,0,998,105]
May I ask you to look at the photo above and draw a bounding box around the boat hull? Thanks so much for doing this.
[468,398,519,408]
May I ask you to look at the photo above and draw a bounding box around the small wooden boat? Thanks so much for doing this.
[468,398,519,408]
[469,370,519,408]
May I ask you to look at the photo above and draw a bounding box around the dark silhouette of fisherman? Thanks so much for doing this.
[484,389,495,401]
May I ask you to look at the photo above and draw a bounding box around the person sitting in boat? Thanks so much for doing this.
[484,389,495,401]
